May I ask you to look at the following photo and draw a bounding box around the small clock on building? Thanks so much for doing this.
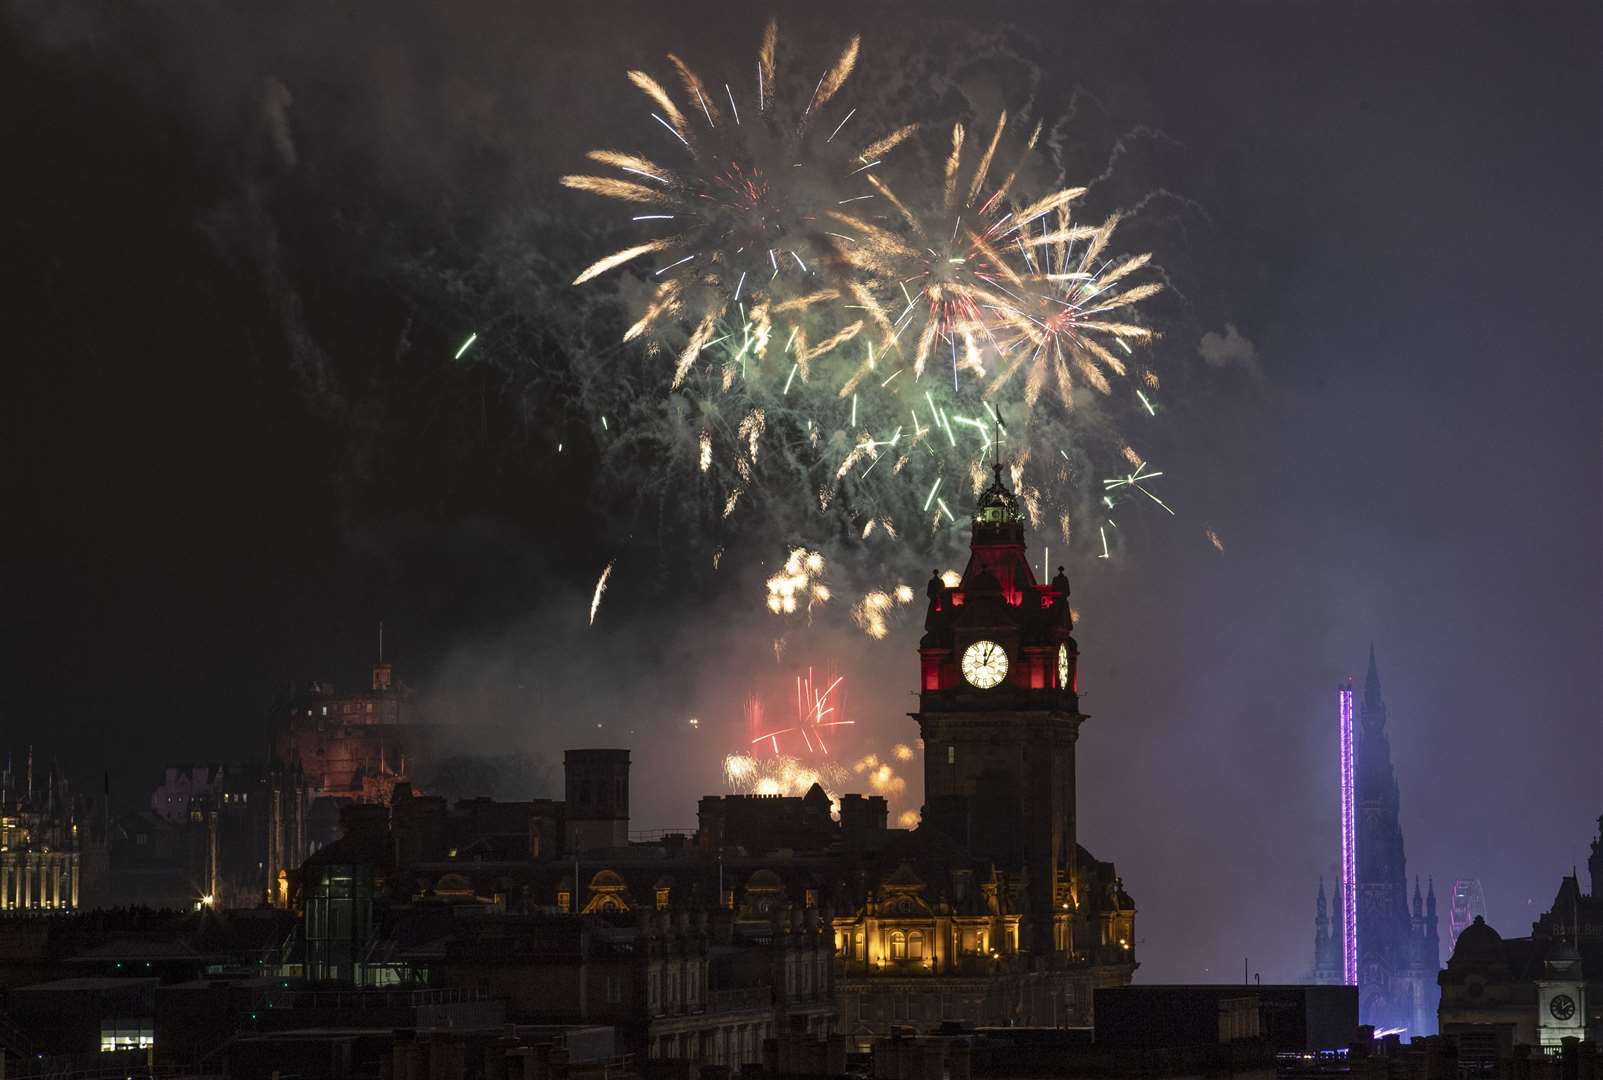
[1549,994,1576,1021]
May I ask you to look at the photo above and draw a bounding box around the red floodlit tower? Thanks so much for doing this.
[913,464,1085,958]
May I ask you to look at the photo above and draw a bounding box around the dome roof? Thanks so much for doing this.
[1547,940,1582,963]
[973,464,1022,528]
[1451,915,1504,963]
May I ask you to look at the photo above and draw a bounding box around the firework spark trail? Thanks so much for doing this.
[794,668,851,754]
[1103,459,1175,515]
[589,560,615,625]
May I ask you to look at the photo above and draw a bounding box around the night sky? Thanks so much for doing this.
[3,0,1598,984]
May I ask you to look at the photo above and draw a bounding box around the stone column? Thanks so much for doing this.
[0,860,9,911]
[24,859,35,910]
[71,855,80,909]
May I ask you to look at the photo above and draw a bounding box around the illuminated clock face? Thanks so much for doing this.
[1549,994,1576,1021]
[961,640,1008,689]
[1058,644,1070,688]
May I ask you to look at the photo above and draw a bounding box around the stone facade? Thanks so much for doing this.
[0,756,101,914]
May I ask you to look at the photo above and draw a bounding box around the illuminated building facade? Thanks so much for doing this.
[0,754,99,914]
[228,468,1134,1061]
[830,464,1137,1038]
[1312,649,1440,1037]
[266,659,426,906]
[270,660,420,800]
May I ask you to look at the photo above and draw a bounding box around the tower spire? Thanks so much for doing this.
[372,622,394,691]
[1361,643,1388,731]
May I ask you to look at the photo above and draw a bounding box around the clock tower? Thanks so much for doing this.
[914,464,1082,956]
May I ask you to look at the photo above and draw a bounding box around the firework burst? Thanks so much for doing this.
[562,19,917,391]
[722,752,849,798]
[561,28,1180,595]
[834,112,1164,412]
[765,546,830,616]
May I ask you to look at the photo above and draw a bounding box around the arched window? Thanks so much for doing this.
[908,931,924,960]
[890,930,907,960]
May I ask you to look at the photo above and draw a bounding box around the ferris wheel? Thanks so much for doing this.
[1449,878,1487,941]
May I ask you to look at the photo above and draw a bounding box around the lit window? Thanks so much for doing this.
[100,1018,154,1051]
[908,931,924,960]
[890,931,907,960]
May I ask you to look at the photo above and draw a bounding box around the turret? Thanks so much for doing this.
[564,749,630,851]
[1588,815,1602,897]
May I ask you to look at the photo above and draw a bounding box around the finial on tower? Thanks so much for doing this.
[373,621,394,691]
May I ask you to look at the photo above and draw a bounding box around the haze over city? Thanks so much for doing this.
[3,0,1597,1011]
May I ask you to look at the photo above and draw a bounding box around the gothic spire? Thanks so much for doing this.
[1361,642,1388,730]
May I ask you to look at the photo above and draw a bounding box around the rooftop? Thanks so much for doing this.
[14,976,161,993]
